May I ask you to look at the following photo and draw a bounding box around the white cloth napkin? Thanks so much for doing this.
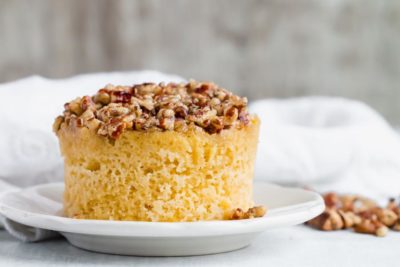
[0,71,399,242]
[250,98,400,199]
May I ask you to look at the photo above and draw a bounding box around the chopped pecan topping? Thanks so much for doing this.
[54,81,252,139]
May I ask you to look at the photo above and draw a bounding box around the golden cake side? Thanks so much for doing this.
[58,117,259,222]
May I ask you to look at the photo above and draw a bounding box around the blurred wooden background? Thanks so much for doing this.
[0,0,399,123]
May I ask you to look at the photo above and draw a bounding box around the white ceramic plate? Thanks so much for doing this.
[0,182,324,256]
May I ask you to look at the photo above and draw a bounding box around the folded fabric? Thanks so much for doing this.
[0,180,17,229]
[250,97,400,199]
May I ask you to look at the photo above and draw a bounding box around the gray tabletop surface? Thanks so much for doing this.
[1,225,398,267]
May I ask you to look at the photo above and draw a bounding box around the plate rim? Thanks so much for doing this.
[0,182,324,237]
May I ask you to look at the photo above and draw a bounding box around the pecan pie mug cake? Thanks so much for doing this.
[53,81,265,222]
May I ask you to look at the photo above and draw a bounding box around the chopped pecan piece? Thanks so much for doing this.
[229,206,267,220]
[354,218,388,237]
[53,116,64,132]
[307,209,344,231]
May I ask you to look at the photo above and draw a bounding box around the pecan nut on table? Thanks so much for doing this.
[306,192,400,237]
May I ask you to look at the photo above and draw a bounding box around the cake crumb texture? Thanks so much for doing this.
[60,117,259,222]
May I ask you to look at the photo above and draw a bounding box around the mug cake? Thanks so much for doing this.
[53,81,264,222]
